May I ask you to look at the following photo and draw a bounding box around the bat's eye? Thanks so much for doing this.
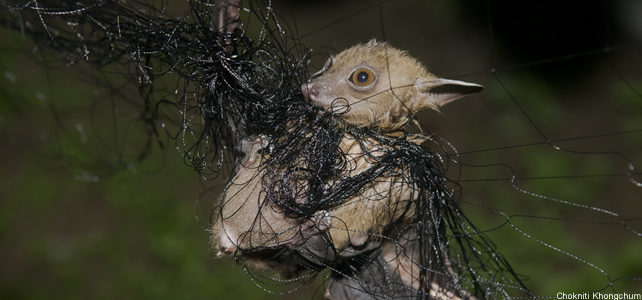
[349,68,375,87]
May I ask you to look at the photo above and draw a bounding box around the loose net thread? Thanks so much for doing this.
[1,0,312,174]
[1,0,640,299]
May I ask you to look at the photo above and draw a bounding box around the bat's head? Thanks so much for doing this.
[302,40,483,131]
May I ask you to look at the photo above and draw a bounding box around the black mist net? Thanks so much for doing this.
[1,0,539,299]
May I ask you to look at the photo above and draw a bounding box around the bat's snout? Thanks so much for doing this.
[301,83,319,101]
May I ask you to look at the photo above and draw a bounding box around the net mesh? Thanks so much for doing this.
[0,0,640,299]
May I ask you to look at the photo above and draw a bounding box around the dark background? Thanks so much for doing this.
[1,0,641,298]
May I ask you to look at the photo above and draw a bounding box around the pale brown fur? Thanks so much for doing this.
[212,134,420,253]
[212,40,482,297]
[302,40,482,131]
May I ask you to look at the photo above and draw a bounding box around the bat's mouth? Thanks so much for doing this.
[300,83,319,102]
[301,83,331,115]
[301,83,351,117]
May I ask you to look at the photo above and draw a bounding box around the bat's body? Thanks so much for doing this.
[212,40,482,298]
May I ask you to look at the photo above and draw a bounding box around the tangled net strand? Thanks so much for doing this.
[1,0,533,298]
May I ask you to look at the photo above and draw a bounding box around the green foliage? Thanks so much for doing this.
[0,28,290,300]
[1,1,640,298]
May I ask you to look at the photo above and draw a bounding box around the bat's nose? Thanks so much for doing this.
[301,83,319,100]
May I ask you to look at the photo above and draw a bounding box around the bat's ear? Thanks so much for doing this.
[415,78,483,108]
